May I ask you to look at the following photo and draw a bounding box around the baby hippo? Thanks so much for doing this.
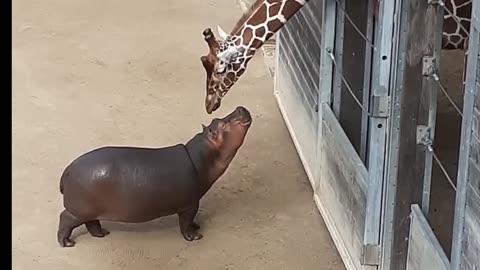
[57,106,252,247]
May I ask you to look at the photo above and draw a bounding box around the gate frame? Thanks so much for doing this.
[316,0,397,268]
[450,1,480,268]
[379,0,447,269]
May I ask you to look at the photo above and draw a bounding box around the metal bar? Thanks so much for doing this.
[451,5,480,268]
[328,52,371,116]
[432,73,464,117]
[334,0,377,50]
[315,0,337,188]
[420,1,445,217]
[273,30,281,98]
[360,0,375,164]
[363,0,395,263]
[427,145,457,191]
[332,0,345,118]
[380,0,405,267]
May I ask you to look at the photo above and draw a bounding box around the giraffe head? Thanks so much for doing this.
[200,27,250,114]
[200,0,308,113]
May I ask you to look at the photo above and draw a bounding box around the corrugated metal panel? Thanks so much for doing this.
[278,0,322,116]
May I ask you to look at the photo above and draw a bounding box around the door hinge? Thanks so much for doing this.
[361,244,381,266]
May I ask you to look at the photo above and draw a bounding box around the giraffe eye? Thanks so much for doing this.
[216,65,227,74]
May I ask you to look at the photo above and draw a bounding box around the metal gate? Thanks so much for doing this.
[395,0,480,269]
[274,0,398,269]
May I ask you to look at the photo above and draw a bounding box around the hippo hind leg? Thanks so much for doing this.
[178,202,202,241]
[85,220,110,238]
[57,209,86,247]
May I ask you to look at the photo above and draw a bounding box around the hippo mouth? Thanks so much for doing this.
[230,106,252,127]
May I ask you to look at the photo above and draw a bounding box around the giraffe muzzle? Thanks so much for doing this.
[205,93,221,114]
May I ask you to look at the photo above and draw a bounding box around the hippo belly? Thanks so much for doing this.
[61,145,200,223]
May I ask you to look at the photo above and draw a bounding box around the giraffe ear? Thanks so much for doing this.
[217,25,228,40]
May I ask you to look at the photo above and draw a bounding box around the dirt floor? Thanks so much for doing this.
[12,0,345,269]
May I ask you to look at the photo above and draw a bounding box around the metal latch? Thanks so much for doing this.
[361,244,381,265]
[371,95,390,117]
[417,125,433,151]
[422,56,437,76]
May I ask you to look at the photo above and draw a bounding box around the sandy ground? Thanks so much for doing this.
[12,0,345,269]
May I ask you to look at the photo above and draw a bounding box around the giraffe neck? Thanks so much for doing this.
[230,0,308,55]
[374,0,471,50]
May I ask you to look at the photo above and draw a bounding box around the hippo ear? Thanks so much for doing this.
[202,124,219,141]
[201,124,208,133]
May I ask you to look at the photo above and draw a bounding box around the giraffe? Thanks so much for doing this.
[441,0,472,50]
[200,0,308,114]
[373,0,471,49]
[200,0,472,114]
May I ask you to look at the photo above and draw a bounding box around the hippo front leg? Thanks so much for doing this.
[178,202,203,241]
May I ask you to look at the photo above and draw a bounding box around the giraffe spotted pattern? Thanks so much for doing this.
[200,0,308,113]
[202,0,472,114]
[442,0,472,49]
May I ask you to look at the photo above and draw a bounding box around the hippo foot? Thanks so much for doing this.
[60,238,76,248]
[182,229,203,241]
[57,209,84,248]
[85,220,110,238]
[90,228,110,238]
[178,203,201,241]
[190,222,200,230]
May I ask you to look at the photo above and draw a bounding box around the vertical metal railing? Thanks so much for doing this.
[450,0,480,268]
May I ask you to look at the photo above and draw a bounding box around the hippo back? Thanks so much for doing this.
[61,144,200,222]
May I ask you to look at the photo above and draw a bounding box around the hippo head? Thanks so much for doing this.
[201,106,252,153]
